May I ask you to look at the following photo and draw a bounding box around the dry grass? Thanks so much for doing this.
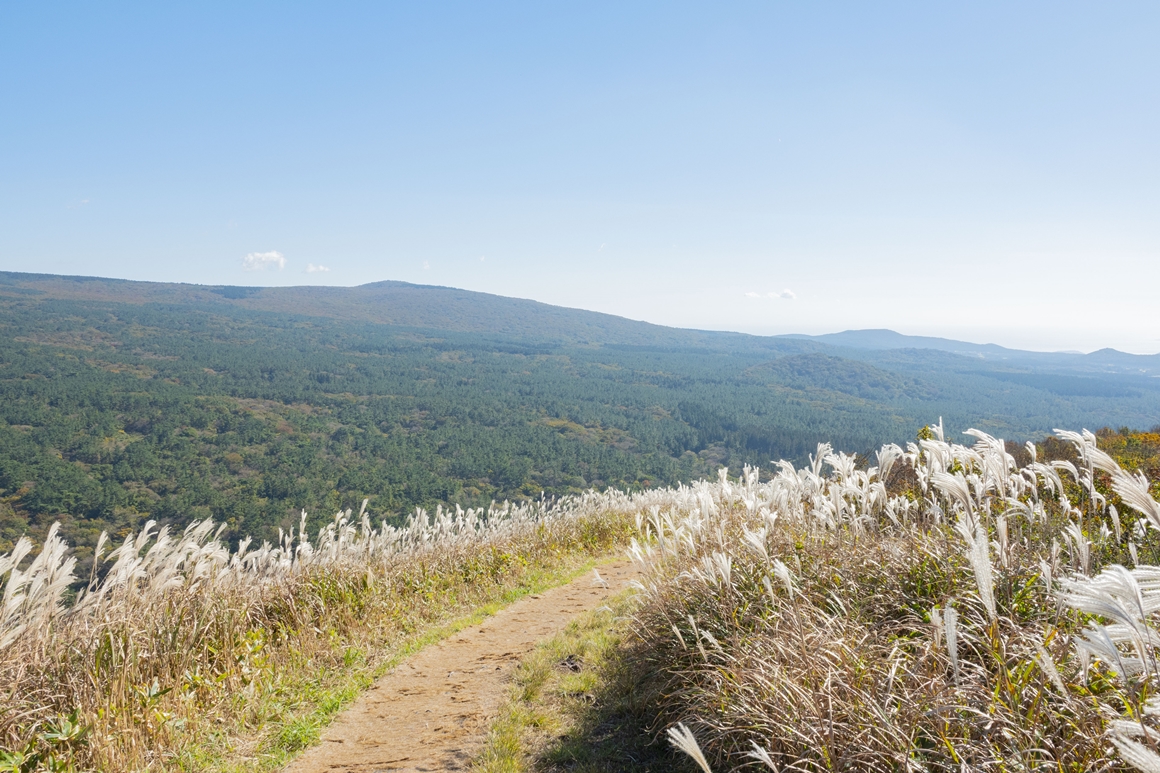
[0,496,639,771]
[9,424,1160,772]
[619,428,1160,771]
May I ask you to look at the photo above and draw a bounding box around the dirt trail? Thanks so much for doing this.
[284,560,638,773]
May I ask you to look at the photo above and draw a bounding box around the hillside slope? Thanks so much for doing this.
[0,272,775,349]
[0,271,1157,551]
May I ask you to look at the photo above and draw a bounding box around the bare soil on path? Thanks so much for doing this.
[284,560,639,773]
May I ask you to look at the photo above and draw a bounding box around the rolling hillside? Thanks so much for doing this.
[0,270,1157,552]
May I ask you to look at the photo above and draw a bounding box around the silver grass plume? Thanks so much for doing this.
[772,559,796,599]
[762,575,778,607]
[1035,641,1068,694]
[944,601,961,686]
[747,741,779,770]
[955,513,997,621]
[1110,736,1160,773]
[875,443,904,486]
[930,605,944,653]
[1113,470,1160,532]
[1058,564,1160,680]
[667,722,713,773]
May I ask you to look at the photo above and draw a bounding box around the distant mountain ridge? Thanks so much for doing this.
[1,271,1157,374]
[0,272,784,351]
[781,328,1160,374]
[779,329,1017,355]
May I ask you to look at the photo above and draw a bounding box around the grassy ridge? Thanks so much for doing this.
[472,428,1160,772]
[616,428,1160,771]
[0,497,638,771]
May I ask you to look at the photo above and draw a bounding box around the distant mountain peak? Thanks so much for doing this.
[779,329,1012,354]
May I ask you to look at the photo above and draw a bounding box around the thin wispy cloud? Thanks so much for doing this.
[745,289,797,300]
[242,251,286,271]
[305,263,329,273]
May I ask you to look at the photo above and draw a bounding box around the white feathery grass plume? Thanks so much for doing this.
[591,569,609,588]
[747,741,779,770]
[964,428,1014,494]
[717,467,733,504]
[1063,521,1092,576]
[1110,735,1160,773]
[875,443,904,485]
[1052,458,1080,485]
[710,551,732,587]
[1035,641,1068,694]
[995,512,1010,570]
[1111,719,1160,743]
[688,615,708,661]
[1028,462,1065,501]
[825,450,858,485]
[762,575,778,607]
[667,722,713,773]
[772,559,796,599]
[809,443,832,478]
[1075,624,1137,679]
[955,513,996,621]
[919,439,948,477]
[933,471,975,519]
[1111,504,1124,543]
[742,526,769,562]
[1055,428,1122,476]
[1058,564,1160,679]
[944,601,961,686]
[1039,559,1054,594]
[1113,470,1160,532]
[699,627,723,652]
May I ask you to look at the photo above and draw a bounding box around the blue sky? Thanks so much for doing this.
[2,2,1158,352]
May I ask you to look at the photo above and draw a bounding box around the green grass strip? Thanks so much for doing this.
[183,555,617,772]
[474,589,689,773]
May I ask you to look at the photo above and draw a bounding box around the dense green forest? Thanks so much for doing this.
[1,271,1158,554]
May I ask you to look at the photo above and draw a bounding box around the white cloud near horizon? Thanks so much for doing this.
[305,263,329,273]
[770,289,796,300]
[242,251,286,271]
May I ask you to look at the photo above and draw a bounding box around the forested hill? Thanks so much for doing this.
[0,272,763,348]
[1,270,1157,556]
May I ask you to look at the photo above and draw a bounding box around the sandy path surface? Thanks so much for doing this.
[284,560,638,773]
